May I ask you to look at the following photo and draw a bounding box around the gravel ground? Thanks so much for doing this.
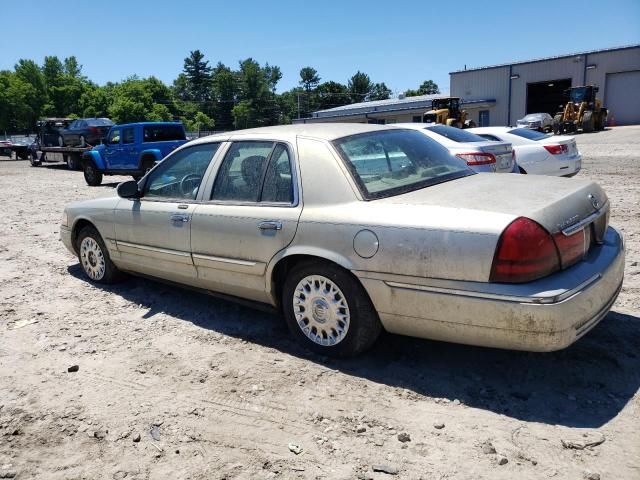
[1,126,639,480]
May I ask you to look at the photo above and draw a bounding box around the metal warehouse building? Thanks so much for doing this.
[451,45,640,127]
[296,44,639,127]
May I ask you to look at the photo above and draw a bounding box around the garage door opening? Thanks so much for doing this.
[526,79,571,115]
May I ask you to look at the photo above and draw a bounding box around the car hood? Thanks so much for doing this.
[376,173,608,235]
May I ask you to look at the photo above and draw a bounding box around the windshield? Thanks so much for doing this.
[426,125,486,143]
[333,129,472,200]
[569,87,589,104]
[508,128,550,141]
[86,118,114,126]
[521,114,542,121]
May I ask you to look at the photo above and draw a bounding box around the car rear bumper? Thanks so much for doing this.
[355,226,625,352]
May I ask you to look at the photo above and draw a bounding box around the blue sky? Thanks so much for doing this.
[2,0,639,94]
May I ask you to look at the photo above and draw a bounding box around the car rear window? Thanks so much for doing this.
[508,128,550,141]
[143,125,186,142]
[86,118,114,127]
[333,129,472,200]
[425,125,486,143]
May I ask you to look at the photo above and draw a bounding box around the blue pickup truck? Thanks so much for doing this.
[81,122,188,186]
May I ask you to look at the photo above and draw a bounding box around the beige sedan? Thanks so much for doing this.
[60,124,624,356]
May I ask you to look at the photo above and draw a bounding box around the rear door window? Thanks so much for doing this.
[143,125,186,142]
[122,128,135,144]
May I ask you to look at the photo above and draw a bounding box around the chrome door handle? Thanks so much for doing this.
[170,213,189,223]
[258,220,282,231]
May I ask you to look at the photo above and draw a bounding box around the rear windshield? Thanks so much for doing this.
[425,125,486,143]
[143,125,186,142]
[86,118,113,126]
[333,129,472,200]
[508,128,550,141]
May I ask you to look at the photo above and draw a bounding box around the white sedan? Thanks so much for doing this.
[469,127,581,177]
[394,124,516,173]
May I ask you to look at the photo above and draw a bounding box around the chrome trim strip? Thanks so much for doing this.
[385,273,601,305]
[562,202,609,236]
[192,253,257,267]
[116,240,191,258]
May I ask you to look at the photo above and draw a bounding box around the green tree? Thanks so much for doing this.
[316,81,350,110]
[369,82,392,101]
[0,71,38,132]
[299,67,320,92]
[182,50,212,104]
[14,59,48,124]
[211,62,236,131]
[348,71,372,103]
[405,79,440,97]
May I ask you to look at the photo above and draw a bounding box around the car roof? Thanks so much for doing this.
[187,123,398,145]
[113,121,182,128]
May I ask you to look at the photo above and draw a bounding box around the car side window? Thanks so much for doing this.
[108,128,121,144]
[144,143,220,201]
[211,141,274,202]
[261,144,294,204]
[122,128,135,145]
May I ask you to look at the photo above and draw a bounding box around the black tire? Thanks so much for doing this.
[582,111,594,133]
[552,115,562,134]
[282,260,382,357]
[29,154,41,167]
[67,153,80,170]
[76,225,123,284]
[83,161,103,186]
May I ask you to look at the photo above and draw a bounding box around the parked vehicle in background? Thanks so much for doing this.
[553,85,608,134]
[0,140,13,157]
[394,123,515,173]
[61,124,624,357]
[37,118,73,147]
[422,97,476,128]
[81,122,187,186]
[516,113,553,132]
[469,127,581,177]
[59,118,114,147]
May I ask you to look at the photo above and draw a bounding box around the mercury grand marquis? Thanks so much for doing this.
[60,124,625,357]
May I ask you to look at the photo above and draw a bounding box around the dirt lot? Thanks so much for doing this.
[1,126,639,480]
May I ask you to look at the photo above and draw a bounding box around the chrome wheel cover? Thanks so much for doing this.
[293,275,350,346]
[80,237,106,281]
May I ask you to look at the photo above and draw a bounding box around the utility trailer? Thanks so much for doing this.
[30,145,92,170]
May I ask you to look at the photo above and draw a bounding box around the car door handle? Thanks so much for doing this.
[258,220,282,231]
[170,213,190,223]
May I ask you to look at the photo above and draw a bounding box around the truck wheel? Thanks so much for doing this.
[582,111,594,133]
[282,260,382,357]
[67,153,80,170]
[83,161,103,186]
[552,115,562,134]
[29,153,41,167]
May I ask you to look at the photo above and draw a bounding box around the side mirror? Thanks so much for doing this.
[117,180,141,199]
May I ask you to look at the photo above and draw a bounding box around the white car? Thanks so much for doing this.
[516,113,554,132]
[393,124,515,173]
[468,127,581,177]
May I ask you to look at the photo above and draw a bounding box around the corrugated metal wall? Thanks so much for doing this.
[450,46,640,126]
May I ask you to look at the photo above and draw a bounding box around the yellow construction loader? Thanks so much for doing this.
[423,97,476,128]
[553,86,608,134]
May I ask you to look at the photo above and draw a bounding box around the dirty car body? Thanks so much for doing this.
[60,124,624,356]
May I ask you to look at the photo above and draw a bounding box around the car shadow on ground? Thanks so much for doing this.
[67,264,640,429]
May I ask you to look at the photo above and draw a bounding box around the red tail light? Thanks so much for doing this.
[553,227,590,268]
[490,217,560,283]
[544,144,568,155]
[89,127,100,134]
[456,152,496,166]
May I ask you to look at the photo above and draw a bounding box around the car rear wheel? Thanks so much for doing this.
[83,161,103,186]
[77,225,123,284]
[282,261,381,357]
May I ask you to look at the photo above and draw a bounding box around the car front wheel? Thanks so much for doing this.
[77,226,123,284]
[282,261,381,357]
[83,161,103,186]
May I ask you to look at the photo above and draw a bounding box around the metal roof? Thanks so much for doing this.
[450,44,640,74]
